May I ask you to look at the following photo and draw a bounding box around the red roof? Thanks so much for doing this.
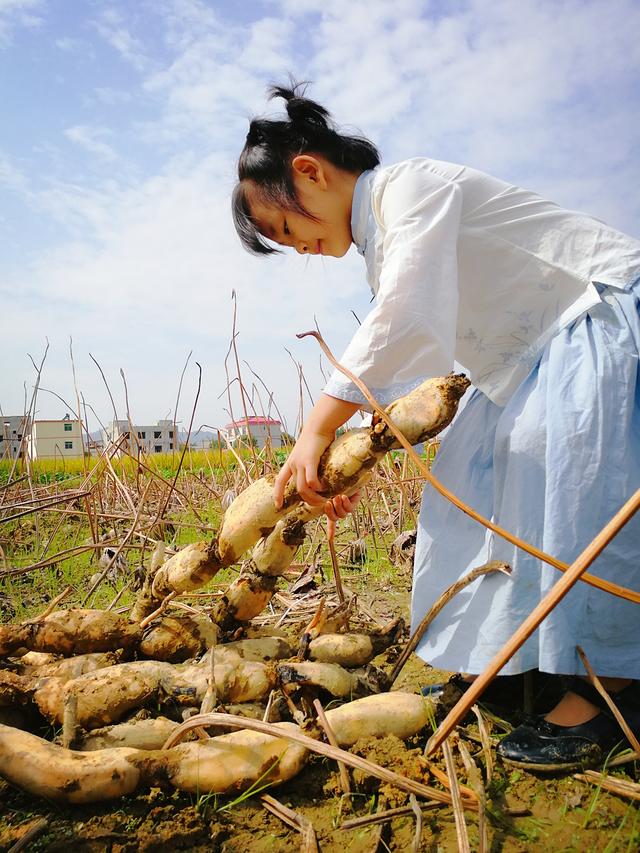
[223,416,281,429]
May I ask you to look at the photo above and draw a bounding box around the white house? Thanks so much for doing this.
[222,416,283,449]
[1,415,31,460]
[28,415,84,460]
[103,419,176,455]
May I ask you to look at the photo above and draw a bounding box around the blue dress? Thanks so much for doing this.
[323,160,640,680]
[412,276,640,678]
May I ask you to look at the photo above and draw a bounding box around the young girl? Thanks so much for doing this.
[232,83,640,771]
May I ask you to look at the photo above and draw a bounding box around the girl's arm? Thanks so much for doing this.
[273,393,361,509]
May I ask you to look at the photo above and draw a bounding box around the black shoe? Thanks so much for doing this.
[497,713,623,772]
[497,678,640,772]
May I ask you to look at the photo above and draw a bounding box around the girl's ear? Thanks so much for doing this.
[291,154,328,189]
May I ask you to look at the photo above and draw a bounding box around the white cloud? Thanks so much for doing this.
[91,6,150,72]
[0,150,29,193]
[64,125,118,162]
[0,0,42,46]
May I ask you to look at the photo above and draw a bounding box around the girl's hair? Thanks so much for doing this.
[232,81,380,255]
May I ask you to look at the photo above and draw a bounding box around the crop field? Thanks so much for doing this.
[0,430,638,852]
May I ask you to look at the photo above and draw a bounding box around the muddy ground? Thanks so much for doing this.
[1,571,638,852]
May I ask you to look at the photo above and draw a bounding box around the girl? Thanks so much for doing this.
[232,82,640,771]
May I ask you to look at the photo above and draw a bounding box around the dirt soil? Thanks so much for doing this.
[1,571,638,852]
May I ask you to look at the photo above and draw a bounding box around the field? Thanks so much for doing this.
[0,442,639,852]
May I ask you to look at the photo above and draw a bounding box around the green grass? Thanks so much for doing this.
[0,447,253,486]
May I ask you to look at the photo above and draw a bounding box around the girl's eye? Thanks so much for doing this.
[283,220,290,236]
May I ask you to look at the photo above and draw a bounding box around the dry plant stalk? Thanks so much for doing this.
[471,704,494,785]
[409,794,423,853]
[313,697,350,794]
[573,770,640,802]
[341,801,441,831]
[389,561,511,685]
[458,737,488,853]
[576,645,640,755]
[442,737,471,853]
[261,794,319,853]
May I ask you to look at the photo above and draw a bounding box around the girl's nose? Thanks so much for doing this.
[295,240,309,254]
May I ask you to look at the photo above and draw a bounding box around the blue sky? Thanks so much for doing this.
[1,0,639,435]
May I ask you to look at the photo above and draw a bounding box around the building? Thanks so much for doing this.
[28,414,84,460]
[222,416,283,449]
[0,415,31,460]
[103,419,176,455]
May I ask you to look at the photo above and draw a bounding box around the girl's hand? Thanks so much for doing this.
[273,392,362,509]
[273,429,334,507]
[323,491,361,523]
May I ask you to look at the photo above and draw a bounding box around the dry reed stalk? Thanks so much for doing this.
[0,490,93,524]
[298,329,640,605]
[138,592,178,630]
[162,712,478,809]
[341,801,441,831]
[427,487,640,754]
[389,561,511,686]
[442,738,471,853]
[261,794,319,852]
[0,474,28,494]
[458,737,488,853]
[115,445,207,524]
[576,646,640,755]
[154,362,203,524]
[326,525,345,605]
[7,817,49,853]
[471,705,494,785]
[362,482,392,562]
[574,770,640,801]
[106,581,131,612]
[229,292,260,474]
[607,750,640,768]
[409,794,423,853]
[5,342,48,496]
[0,541,119,579]
[313,698,351,794]
[25,585,74,624]
[81,478,154,606]
[420,757,478,802]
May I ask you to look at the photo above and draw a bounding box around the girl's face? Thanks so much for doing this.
[246,155,358,258]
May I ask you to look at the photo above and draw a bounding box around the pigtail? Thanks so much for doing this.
[233,78,381,255]
[268,82,330,130]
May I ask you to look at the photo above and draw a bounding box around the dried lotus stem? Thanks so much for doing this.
[576,645,640,754]
[313,698,350,794]
[443,738,471,853]
[138,593,177,630]
[389,561,511,686]
[25,585,73,624]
